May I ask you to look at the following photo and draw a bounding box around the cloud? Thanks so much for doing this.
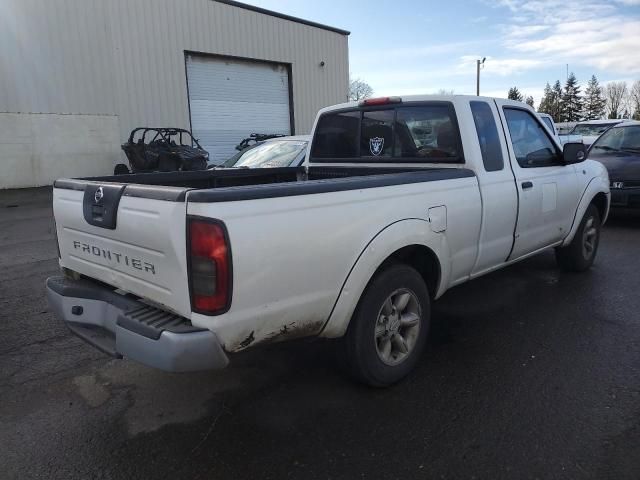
[492,0,519,12]
[505,25,550,38]
[511,18,640,75]
[353,0,639,98]
[496,0,640,75]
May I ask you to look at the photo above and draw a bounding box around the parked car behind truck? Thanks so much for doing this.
[47,95,610,386]
[559,119,623,148]
[588,121,640,209]
[213,135,309,169]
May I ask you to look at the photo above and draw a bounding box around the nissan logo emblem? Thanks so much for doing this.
[94,186,104,203]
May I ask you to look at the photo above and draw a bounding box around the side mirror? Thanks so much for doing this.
[563,142,586,164]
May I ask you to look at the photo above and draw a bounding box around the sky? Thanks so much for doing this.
[244,0,640,106]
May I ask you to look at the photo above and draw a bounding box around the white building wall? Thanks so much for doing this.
[0,0,349,188]
[0,113,121,188]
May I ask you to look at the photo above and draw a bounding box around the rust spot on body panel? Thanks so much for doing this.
[239,331,255,348]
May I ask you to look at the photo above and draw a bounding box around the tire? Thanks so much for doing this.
[113,163,130,175]
[343,263,430,387]
[555,204,601,272]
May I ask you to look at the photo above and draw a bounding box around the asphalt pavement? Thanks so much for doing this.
[1,187,639,479]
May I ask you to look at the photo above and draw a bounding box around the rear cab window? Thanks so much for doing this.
[361,110,394,158]
[311,111,360,159]
[311,102,464,163]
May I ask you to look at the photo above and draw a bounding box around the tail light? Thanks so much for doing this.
[360,96,402,106]
[188,218,232,315]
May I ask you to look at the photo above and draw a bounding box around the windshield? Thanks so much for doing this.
[589,126,640,156]
[222,140,307,168]
[571,123,618,136]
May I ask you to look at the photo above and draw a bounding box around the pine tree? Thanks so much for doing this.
[525,96,534,108]
[551,80,563,122]
[561,73,583,122]
[582,75,606,120]
[507,87,523,102]
[538,83,553,114]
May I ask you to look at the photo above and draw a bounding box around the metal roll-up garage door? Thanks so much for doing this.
[186,54,292,164]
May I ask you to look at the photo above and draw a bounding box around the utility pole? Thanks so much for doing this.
[476,57,486,96]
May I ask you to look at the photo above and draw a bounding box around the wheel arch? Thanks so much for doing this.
[591,191,609,224]
[319,219,448,338]
[562,175,610,247]
[377,244,441,300]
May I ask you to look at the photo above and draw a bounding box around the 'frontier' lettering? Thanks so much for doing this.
[71,240,156,274]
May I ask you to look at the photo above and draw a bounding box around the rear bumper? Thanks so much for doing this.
[46,276,229,372]
[610,187,640,208]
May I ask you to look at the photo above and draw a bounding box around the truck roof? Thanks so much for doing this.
[319,94,533,115]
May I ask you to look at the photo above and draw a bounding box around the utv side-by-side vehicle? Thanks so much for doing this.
[117,127,209,174]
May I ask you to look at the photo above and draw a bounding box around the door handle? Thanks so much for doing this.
[521,181,533,189]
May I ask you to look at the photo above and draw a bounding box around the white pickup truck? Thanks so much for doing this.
[47,95,610,386]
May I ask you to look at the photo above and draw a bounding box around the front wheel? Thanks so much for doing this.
[555,204,601,272]
[343,264,430,387]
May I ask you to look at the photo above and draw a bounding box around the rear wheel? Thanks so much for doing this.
[344,263,430,387]
[555,204,601,272]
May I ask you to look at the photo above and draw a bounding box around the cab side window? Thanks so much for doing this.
[470,101,504,172]
[503,108,560,168]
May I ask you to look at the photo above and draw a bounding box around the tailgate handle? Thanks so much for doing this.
[83,184,126,229]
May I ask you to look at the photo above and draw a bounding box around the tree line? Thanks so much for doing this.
[507,75,640,123]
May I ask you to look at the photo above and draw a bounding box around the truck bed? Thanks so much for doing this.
[54,166,474,202]
[52,164,475,319]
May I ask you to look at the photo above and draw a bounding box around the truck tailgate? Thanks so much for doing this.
[53,181,192,317]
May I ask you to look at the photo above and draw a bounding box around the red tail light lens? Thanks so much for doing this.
[188,218,231,315]
[360,96,402,106]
